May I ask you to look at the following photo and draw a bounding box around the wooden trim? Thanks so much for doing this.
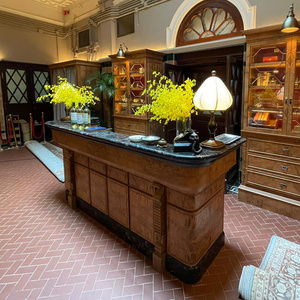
[49,59,101,70]
[176,0,244,47]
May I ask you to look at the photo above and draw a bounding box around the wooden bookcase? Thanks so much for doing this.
[239,24,300,220]
[109,49,164,136]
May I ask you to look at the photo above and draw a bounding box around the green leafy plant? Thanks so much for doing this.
[135,72,196,124]
[86,71,116,99]
[37,77,100,108]
[86,71,116,127]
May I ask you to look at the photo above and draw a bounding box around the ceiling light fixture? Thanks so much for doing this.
[116,43,128,59]
[281,3,299,33]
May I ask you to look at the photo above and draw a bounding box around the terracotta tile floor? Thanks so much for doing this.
[0,147,300,300]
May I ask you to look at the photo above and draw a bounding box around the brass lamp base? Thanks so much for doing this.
[200,138,225,149]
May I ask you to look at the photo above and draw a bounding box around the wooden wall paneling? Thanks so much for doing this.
[107,178,129,228]
[90,170,108,214]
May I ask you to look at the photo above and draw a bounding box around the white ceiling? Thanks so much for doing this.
[0,0,103,25]
[31,0,84,8]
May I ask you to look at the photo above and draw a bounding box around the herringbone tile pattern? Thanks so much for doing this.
[0,147,300,300]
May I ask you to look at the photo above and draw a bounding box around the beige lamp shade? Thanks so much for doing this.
[193,71,233,111]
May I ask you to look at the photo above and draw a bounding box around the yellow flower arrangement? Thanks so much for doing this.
[134,72,196,124]
[37,77,100,108]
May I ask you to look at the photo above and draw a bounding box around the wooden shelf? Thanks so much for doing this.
[250,62,286,68]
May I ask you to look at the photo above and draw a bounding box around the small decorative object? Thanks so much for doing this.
[193,70,233,149]
[134,71,196,133]
[36,77,100,111]
[157,138,168,148]
[263,56,278,62]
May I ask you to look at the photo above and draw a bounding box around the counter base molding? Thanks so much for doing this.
[166,232,225,284]
[47,122,244,283]
[239,185,300,221]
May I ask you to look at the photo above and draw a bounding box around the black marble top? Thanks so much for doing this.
[46,121,245,168]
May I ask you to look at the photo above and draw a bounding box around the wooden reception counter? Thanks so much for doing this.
[47,121,244,284]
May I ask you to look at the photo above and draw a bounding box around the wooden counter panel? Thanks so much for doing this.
[90,170,108,214]
[74,152,89,166]
[129,174,156,196]
[130,189,154,244]
[107,178,129,228]
[107,166,128,184]
[167,188,224,266]
[167,176,225,211]
[75,163,90,204]
[52,130,236,194]
[89,159,106,175]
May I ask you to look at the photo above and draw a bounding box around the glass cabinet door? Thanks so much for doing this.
[113,63,128,115]
[247,43,287,132]
[290,41,300,134]
[129,60,145,116]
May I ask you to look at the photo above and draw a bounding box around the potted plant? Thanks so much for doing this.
[37,77,100,121]
[86,72,116,128]
[135,71,196,135]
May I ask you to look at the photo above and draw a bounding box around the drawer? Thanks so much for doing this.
[247,170,300,197]
[114,118,146,134]
[248,155,300,178]
[107,165,128,184]
[248,139,300,160]
[89,159,106,175]
[74,153,88,167]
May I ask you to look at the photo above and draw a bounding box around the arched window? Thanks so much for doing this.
[176,0,244,46]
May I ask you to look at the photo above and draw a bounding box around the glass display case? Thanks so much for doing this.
[109,49,164,136]
[291,41,300,133]
[245,37,300,137]
[240,27,300,222]
[129,61,145,116]
[247,43,286,132]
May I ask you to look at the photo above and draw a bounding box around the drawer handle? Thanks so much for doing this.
[280,183,287,188]
[282,148,290,153]
[281,166,288,171]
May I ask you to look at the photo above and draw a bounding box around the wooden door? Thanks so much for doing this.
[0,61,53,124]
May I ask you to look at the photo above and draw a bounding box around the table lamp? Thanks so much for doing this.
[193,70,233,149]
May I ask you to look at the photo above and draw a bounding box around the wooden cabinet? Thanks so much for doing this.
[239,25,300,220]
[109,49,164,136]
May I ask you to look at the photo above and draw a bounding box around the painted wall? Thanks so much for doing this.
[0,0,299,64]
[0,26,72,64]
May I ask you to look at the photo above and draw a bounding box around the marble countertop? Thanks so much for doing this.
[46,121,245,168]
